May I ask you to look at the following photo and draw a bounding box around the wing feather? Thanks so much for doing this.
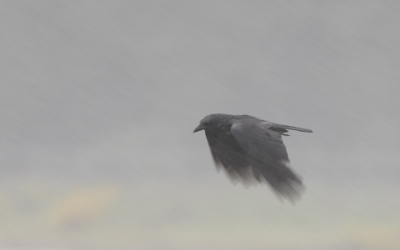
[205,130,253,182]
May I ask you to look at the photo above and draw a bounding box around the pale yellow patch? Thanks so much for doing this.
[345,222,400,250]
[47,184,120,230]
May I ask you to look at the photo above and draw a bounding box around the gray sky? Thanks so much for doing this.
[1,1,399,249]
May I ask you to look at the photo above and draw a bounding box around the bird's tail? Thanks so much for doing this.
[278,125,313,133]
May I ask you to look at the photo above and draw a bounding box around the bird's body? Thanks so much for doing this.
[194,114,312,202]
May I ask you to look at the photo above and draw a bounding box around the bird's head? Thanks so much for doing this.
[193,114,221,133]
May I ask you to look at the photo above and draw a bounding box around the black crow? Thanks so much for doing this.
[194,114,312,201]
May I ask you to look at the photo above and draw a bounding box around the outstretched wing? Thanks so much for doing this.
[230,121,304,201]
[205,130,254,183]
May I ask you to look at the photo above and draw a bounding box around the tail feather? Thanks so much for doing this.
[277,124,313,133]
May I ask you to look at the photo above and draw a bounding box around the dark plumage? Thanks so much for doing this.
[194,114,312,202]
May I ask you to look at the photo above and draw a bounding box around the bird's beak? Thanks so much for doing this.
[193,124,205,133]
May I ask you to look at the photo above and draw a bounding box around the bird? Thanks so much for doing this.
[193,114,312,202]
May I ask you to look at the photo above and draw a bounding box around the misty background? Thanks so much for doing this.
[1,1,399,250]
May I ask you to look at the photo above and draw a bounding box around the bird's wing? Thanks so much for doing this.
[205,130,254,183]
[230,121,304,201]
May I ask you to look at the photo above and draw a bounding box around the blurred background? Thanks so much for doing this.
[1,1,400,250]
